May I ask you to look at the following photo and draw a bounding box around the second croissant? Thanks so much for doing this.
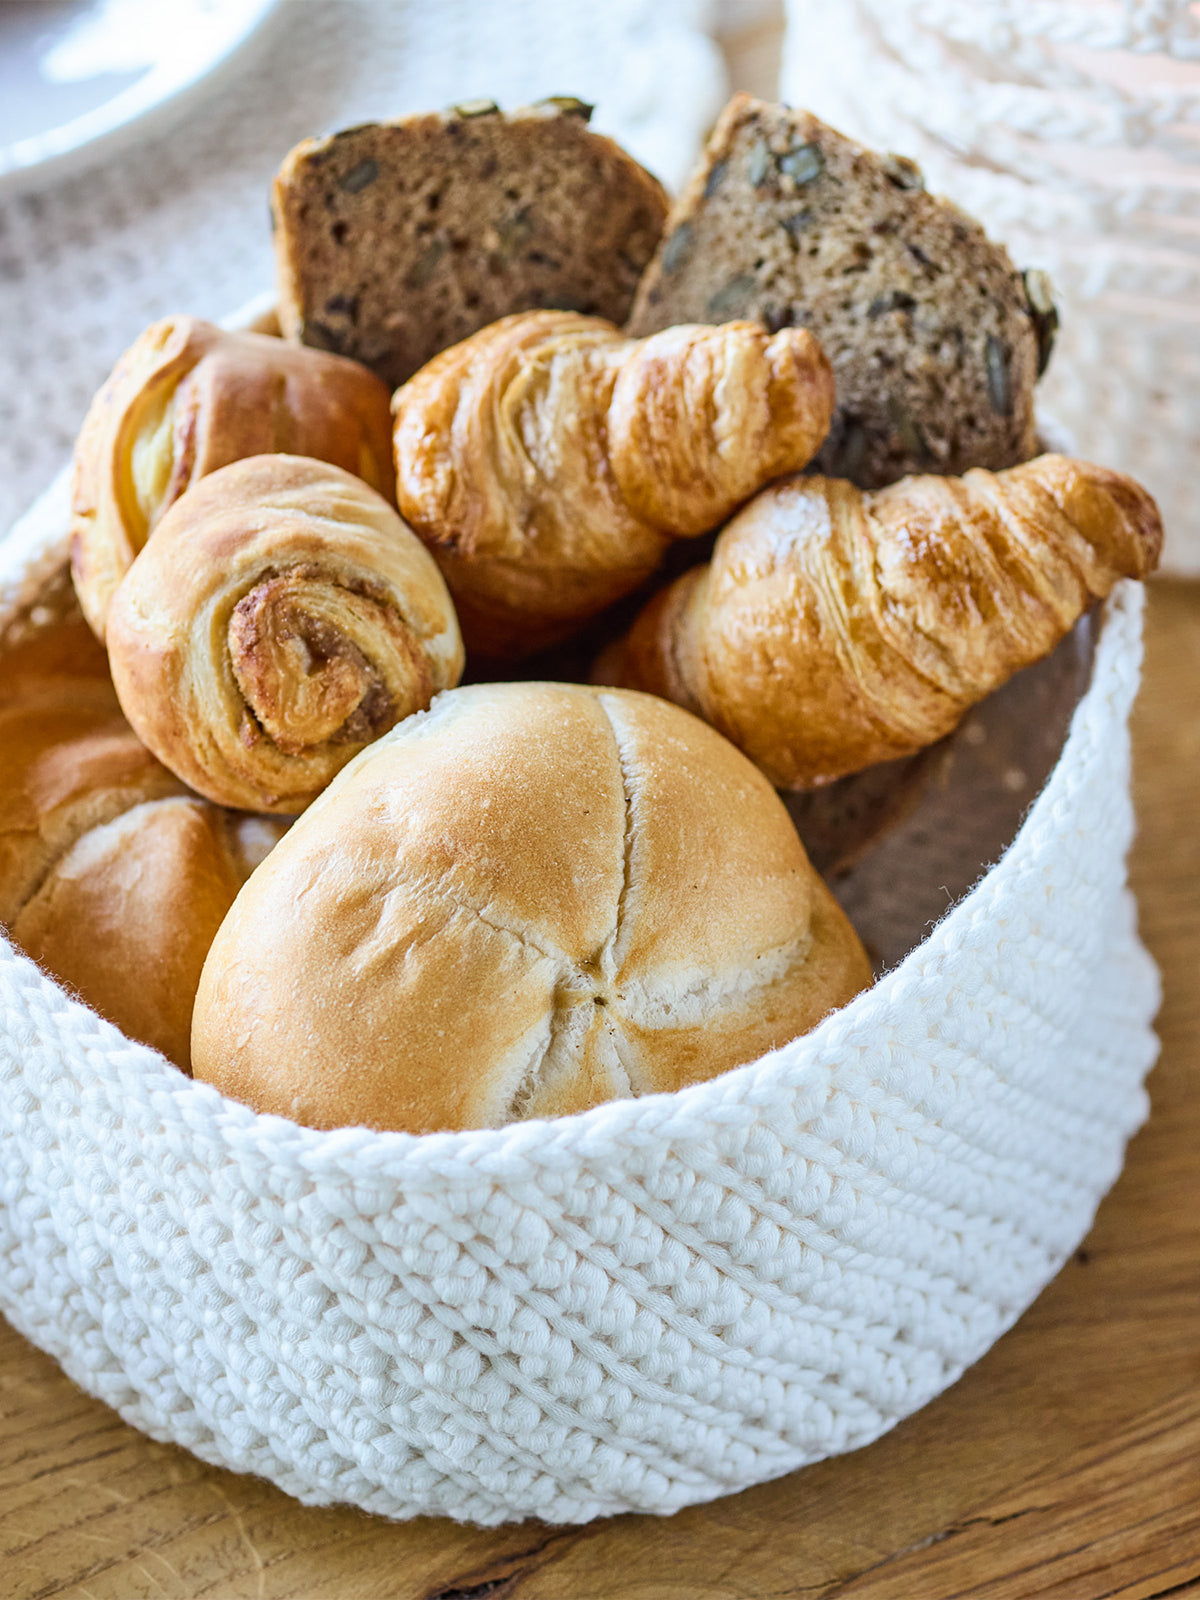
[392,309,835,657]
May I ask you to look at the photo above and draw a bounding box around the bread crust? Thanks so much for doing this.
[191,683,872,1133]
[0,699,185,926]
[598,455,1163,787]
[14,799,246,1070]
[0,618,290,1068]
[70,316,396,639]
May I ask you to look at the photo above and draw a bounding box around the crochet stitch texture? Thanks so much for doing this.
[0,516,1158,1520]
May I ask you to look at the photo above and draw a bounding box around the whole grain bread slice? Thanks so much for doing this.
[272,98,669,390]
[628,95,1056,488]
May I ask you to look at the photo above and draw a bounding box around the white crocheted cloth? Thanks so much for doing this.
[0,0,725,545]
[782,0,1200,574]
[0,465,1160,1521]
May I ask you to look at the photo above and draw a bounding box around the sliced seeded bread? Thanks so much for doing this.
[628,95,1057,488]
[272,98,669,389]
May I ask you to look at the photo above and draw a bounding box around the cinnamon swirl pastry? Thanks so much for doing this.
[105,454,464,813]
[71,316,396,639]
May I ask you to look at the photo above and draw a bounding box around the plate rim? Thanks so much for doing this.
[0,0,282,196]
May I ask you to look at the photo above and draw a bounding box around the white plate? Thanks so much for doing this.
[0,0,281,196]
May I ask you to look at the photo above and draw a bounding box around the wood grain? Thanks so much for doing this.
[2,578,1197,1599]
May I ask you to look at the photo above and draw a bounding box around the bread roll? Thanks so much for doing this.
[0,612,112,710]
[13,799,285,1070]
[0,696,185,926]
[0,617,289,1069]
[70,316,396,639]
[191,683,871,1133]
[106,454,464,814]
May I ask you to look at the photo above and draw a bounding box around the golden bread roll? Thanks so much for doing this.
[191,682,871,1133]
[13,799,286,1071]
[71,316,396,639]
[0,696,186,926]
[0,612,112,709]
[0,621,290,1069]
[105,454,465,814]
[392,310,834,657]
[597,455,1163,788]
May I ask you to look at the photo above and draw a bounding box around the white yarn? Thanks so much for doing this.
[782,0,1200,574]
[0,458,1159,1522]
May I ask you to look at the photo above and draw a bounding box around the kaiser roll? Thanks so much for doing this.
[191,682,871,1132]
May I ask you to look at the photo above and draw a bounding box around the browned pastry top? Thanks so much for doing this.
[105,454,463,814]
[70,315,397,638]
[0,615,289,1070]
[600,454,1162,788]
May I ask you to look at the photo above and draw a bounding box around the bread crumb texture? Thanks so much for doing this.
[273,101,669,389]
[628,95,1043,488]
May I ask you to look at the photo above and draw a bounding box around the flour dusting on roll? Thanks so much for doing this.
[191,682,872,1133]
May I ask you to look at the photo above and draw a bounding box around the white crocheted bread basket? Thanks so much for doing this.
[0,454,1159,1528]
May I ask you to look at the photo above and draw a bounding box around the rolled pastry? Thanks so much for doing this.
[191,682,872,1133]
[105,454,465,813]
[71,316,396,638]
[392,310,834,657]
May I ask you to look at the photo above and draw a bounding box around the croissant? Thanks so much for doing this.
[392,309,834,657]
[0,619,288,1070]
[70,315,396,639]
[596,455,1163,788]
[105,454,464,813]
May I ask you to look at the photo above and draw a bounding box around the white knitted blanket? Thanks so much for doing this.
[0,479,1159,1520]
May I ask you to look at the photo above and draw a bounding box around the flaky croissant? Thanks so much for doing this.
[392,309,835,657]
[596,455,1162,788]
[0,618,288,1070]
[106,454,464,813]
[71,316,396,639]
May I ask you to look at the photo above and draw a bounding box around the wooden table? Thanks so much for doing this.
[2,578,1198,1597]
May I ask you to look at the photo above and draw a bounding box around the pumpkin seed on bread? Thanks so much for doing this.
[272,99,669,390]
[628,95,1053,489]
